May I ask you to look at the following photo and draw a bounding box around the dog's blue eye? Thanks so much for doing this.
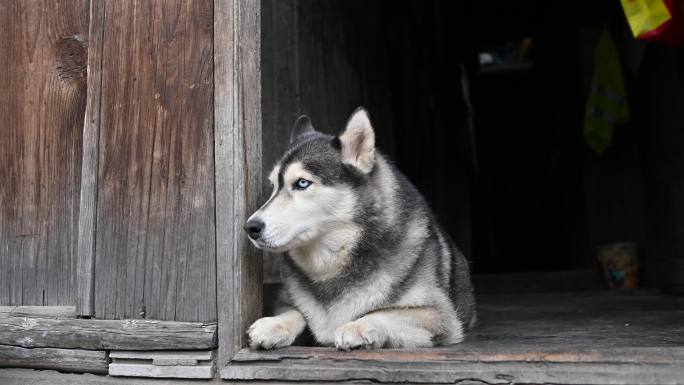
[294,178,312,190]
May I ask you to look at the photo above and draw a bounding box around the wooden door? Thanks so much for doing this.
[1,0,217,323]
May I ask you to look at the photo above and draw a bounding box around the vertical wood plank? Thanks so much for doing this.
[0,0,89,306]
[294,0,395,151]
[77,0,105,316]
[214,0,263,367]
[93,0,216,322]
[384,2,473,260]
[260,0,299,284]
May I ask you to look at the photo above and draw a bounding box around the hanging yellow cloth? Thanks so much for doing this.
[583,28,630,154]
[621,0,672,38]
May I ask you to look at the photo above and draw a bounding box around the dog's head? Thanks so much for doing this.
[244,107,375,252]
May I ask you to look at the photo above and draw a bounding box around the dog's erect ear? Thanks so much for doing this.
[290,115,316,144]
[338,107,375,173]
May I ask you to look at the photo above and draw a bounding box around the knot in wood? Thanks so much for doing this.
[21,318,37,329]
[122,319,137,329]
[57,36,87,85]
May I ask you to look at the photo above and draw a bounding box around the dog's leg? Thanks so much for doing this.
[335,307,461,350]
[248,307,306,349]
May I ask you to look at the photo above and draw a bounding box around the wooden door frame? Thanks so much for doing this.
[213,0,263,370]
[210,2,684,383]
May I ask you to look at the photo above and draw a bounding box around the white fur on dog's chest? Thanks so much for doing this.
[294,297,353,344]
[286,273,394,344]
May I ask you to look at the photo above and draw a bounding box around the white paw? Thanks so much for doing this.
[247,317,296,349]
[334,320,384,351]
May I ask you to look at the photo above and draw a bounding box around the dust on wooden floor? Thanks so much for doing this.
[459,290,684,361]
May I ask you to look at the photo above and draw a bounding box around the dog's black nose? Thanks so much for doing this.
[244,219,264,240]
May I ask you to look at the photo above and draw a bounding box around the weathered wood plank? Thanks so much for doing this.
[0,317,216,350]
[0,0,89,306]
[92,0,216,323]
[8,306,76,319]
[109,350,213,361]
[234,345,684,366]
[214,0,263,368]
[222,360,684,385]
[109,363,213,379]
[0,344,108,374]
[76,0,106,317]
[109,350,214,378]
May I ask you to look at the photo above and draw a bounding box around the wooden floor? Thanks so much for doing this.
[455,290,684,361]
[223,291,684,384]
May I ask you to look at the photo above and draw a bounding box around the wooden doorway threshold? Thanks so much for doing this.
[222,291,684,384]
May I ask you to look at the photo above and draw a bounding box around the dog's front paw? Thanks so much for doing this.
[248,317,297,349]
[334,320,385,351]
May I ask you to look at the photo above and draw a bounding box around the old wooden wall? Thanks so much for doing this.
[91,0,216,322]
[0,0,89,306]
[261,0,395,181]
[384,1,473,265]
[636,45,684,287]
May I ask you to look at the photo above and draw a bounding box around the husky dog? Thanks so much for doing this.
[244,108,476,350]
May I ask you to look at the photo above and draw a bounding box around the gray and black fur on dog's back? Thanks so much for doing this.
[245,107,476,350]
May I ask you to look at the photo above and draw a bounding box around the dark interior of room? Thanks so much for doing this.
[372,0,684,289]
[260,0,684,308]
[261,0,684,294]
